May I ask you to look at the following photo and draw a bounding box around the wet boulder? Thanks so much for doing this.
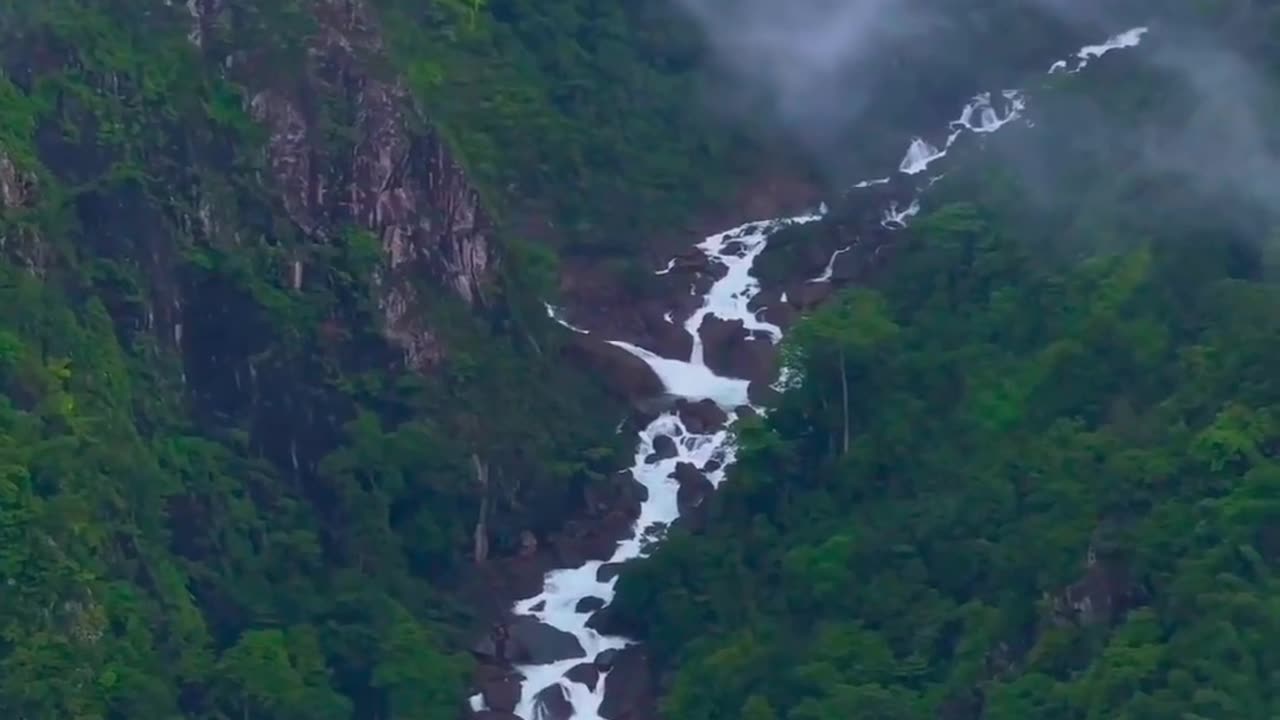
[672,462,714,516]
[480,674,521,713]
[506,617,586,665]
[566,662,601,691]
[675,398,729,434]
[562,335,663,403]
[575,596,607,613]
[533,684,574,720]
[644,434,678,463]
[599,646,656,720]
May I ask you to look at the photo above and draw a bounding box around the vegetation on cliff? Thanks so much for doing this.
[0,0,678,716]
[609,13,1280,717]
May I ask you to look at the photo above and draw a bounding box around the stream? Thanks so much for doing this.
[469,24,1149,720]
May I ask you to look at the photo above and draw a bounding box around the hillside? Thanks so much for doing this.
[2,1,1279,720]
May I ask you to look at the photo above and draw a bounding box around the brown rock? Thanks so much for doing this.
[676,399,729,434]
[645,434,678,463]
[506,617,586,665]
[562,335,663,402]
[599,646,656,720]
[672,462,714,516]
[533,683,573,720]
[788,281,833,309]
[566,662,601,691]
[480,675,521,713]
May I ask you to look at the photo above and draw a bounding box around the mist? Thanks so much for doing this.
[671,0,1280,212]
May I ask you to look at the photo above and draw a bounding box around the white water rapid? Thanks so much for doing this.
[474,24,1149,720]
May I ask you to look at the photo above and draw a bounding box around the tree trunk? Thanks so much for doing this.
[840,348,850,455]
[472,453,490,564]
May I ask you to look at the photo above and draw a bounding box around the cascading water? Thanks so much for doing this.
[472,25,1149,720]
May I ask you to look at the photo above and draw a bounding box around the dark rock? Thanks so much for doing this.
[788,280,833,309]
[747,380,781,408]
[566,662,601,691]
[676,398,729,434]
[697,316,746,377]
[599,646,655,720]
[735,405,759,421]
[562,335,663,403]
[642,305,693,361]
[528,600,545,613]
[594,648,621,670]
[533,684,573,720]
[480,675,521,713]
[701,459,722,474]
[672,462,713,516]
[597,563,625,583]
[647,434,677,462]
[506,617,586,665]
[575,596,607,613]
[722,336,778,385]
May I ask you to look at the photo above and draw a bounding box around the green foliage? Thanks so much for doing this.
[614,187,1280,720]
[0,0,626,716]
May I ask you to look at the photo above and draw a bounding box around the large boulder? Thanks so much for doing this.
[562,335,663,402]
[675,399,729,434]
[480,674,521,713]
[506,617,587,665]
[575,596,607,613]
[533,684,574,720]
[644,434,678,463]
[566,662,601,692]
[599,646,656,720]
[672,462,714,516]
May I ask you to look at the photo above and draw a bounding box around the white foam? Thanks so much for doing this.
[810,246,852,283]
[545,303,589,334]
[509,27,1154,718]
[1050,26,1148,74]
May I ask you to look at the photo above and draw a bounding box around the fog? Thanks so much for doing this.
[671,0,1279,212]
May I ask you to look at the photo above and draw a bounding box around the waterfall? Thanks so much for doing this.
[473,24,1150,720]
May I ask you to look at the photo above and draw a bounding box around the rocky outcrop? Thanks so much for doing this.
[472,617,587,666]
[599,646,657,720]
[533,684,574,720]
[561,335,664,403]
[0,151,44,270]
[191,0,497,370]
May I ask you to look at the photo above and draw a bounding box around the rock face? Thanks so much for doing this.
[479,674,521,713]
[675,399,729,434]
[672,462,714,516]
[191,0,497,370]
[473,617,587,666]
[533,684,574,720]
[599,646,657,720]
[562,335,665,403]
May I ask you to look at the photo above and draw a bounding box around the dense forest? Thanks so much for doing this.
[608,5,1280,717]
[3,0,1280,719]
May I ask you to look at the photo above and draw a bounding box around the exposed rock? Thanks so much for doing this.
[216,0,497,371]
[562,336,664,403]
[533,683,573,720]
[702,459,722,474]
[594,648,621,670]
[672,462,714,517]
[642,304,694,360]
[505,617,587,665]
[788,281,834,310]
[480,674,521,713]
[566,662,601,691]
[596,563,625,583]
[676,399,729,434]
[697,316,746,376]
[575,596,607,613]
[645,434,678,463]
[599,646,656,720]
